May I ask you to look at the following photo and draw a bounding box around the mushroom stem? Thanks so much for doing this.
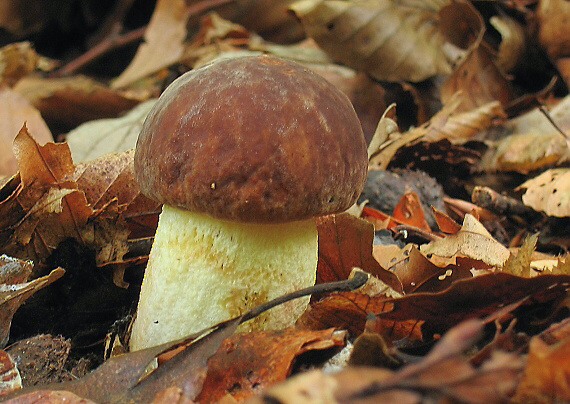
[129,205,317,351]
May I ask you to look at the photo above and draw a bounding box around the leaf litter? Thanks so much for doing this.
[1,0,570,403]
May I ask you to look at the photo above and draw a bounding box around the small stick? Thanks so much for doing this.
[52,26,147,77]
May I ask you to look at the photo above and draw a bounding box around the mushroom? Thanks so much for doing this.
[130,55,368,351]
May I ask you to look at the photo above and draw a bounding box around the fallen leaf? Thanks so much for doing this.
[441,44,513,111]
[431,206,461,233]
[14,75,142,131]
[0,265,64,347]
[0,127,92,268]
[518,168,570,217]
[66,100,156,163]
[502,233,539,277]
[252,320,524,404]
[378,272,570,336]
[197,328,346,402]
[290,0,454,82]
[538,0,570,61]
[513,319,570,403]
[112,0,193,88]
[3,390,97,403]
[420,213,510,267]
[0,87,52,177]
[392,246,472,294]
[5,317,242,403]
[317,213,403,294]
[481,132,570,173]
[392,191,431,232]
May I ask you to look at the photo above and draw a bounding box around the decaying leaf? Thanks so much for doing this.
[513,319,570,403]
[502,233,539,277]
[420,213,511,267]
[391,191,431,232]
[14,75,142,131]
[0,257,64,347]
[0,127,158,271]
[252,320,524,404]
[518,168,570,217]
[290,0,454,82]
[317,213,403,294]
[482,132,570,173]
[442,44,512,111]
[197,328,346,402]
[66,99,156,163]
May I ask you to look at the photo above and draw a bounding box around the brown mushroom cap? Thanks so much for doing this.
[134,55,368,223]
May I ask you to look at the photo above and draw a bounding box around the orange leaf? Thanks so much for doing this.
[392,191,431,232]
[197,328,346,403]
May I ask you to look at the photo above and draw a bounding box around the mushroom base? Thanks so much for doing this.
[129,205,318,351]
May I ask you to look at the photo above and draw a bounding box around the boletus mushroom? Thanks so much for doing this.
[130,55,367,351]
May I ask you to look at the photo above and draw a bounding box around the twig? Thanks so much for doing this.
[52,0,236,77]
[52,26,147,77]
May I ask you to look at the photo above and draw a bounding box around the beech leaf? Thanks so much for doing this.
[317,213,403,293]
[420,213,510,267]
[290,0,454,82]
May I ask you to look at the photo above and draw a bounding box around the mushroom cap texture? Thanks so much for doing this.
[134,55,368,223]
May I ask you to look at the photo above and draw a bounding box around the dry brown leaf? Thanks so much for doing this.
[0,263,64,348]
[420,213,510,267]
[0,42,38,87]
[197,328,346,403]
[502,233,538,277]
[481,132,570,173]
[14,75,141,131]
[0,0,46,37]
[112,0,192,88]
[392,246,472,294]
[0,87,52,177]
[369,95,501,169]
[71,148,161,244]
[0,126,92,268]
[5,316,243,403]
[66,100,156,163]
[423,100,506,144]
[316,213,403,294]
[252,320,523,404]
[513,324,570,402]
[431,206,461,233]
[290,0,454,82]
[215,0,304,44]
[442,44,513,111]
[518,168,570,217]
